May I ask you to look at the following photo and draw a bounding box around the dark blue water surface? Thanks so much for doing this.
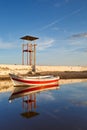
[0,82,87,130]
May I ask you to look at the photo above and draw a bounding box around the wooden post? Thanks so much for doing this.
[33,44,37,72]
[27,43,28,65]
[30,44,32,66]
[22,44,24,65]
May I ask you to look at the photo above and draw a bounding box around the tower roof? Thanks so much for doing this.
[20,35,39,41]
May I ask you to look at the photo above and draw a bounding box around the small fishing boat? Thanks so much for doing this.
[9,73,60,86]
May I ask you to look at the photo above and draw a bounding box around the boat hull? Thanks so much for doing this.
[9,73,60,86]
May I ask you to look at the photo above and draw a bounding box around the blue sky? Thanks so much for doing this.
[0,0,87,65]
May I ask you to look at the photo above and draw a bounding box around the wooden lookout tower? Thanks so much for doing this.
[20,35,39,72]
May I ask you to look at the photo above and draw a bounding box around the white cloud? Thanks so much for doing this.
[50,38,87,55]
[0,38,18,49]
[37,38,55,51]
[38,92,55,101]
[67,39,87,54]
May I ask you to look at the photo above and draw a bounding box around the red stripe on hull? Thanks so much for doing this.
[12,77,59,85]
[12,84,59,96]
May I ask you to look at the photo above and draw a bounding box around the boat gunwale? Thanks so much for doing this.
[9,73,59,81]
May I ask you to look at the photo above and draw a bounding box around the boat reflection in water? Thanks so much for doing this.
[9,83,60,119]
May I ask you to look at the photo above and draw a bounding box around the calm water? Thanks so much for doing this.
[0,82,87,130]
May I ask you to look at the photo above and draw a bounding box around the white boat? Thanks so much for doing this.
[9,73,60,86]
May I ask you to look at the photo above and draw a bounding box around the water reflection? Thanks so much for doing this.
[0,78,87,93]
[9,84,59,119]
[1,81,87,130]
[21,94,39,119]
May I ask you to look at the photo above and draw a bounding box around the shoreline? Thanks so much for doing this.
[1,65,87,93]
[0,64,87,79]
[0,71,87,80]
[0,78,87,93]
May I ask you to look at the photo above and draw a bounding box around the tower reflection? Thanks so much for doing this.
[21,93,39,118]
[9,84,59,118]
